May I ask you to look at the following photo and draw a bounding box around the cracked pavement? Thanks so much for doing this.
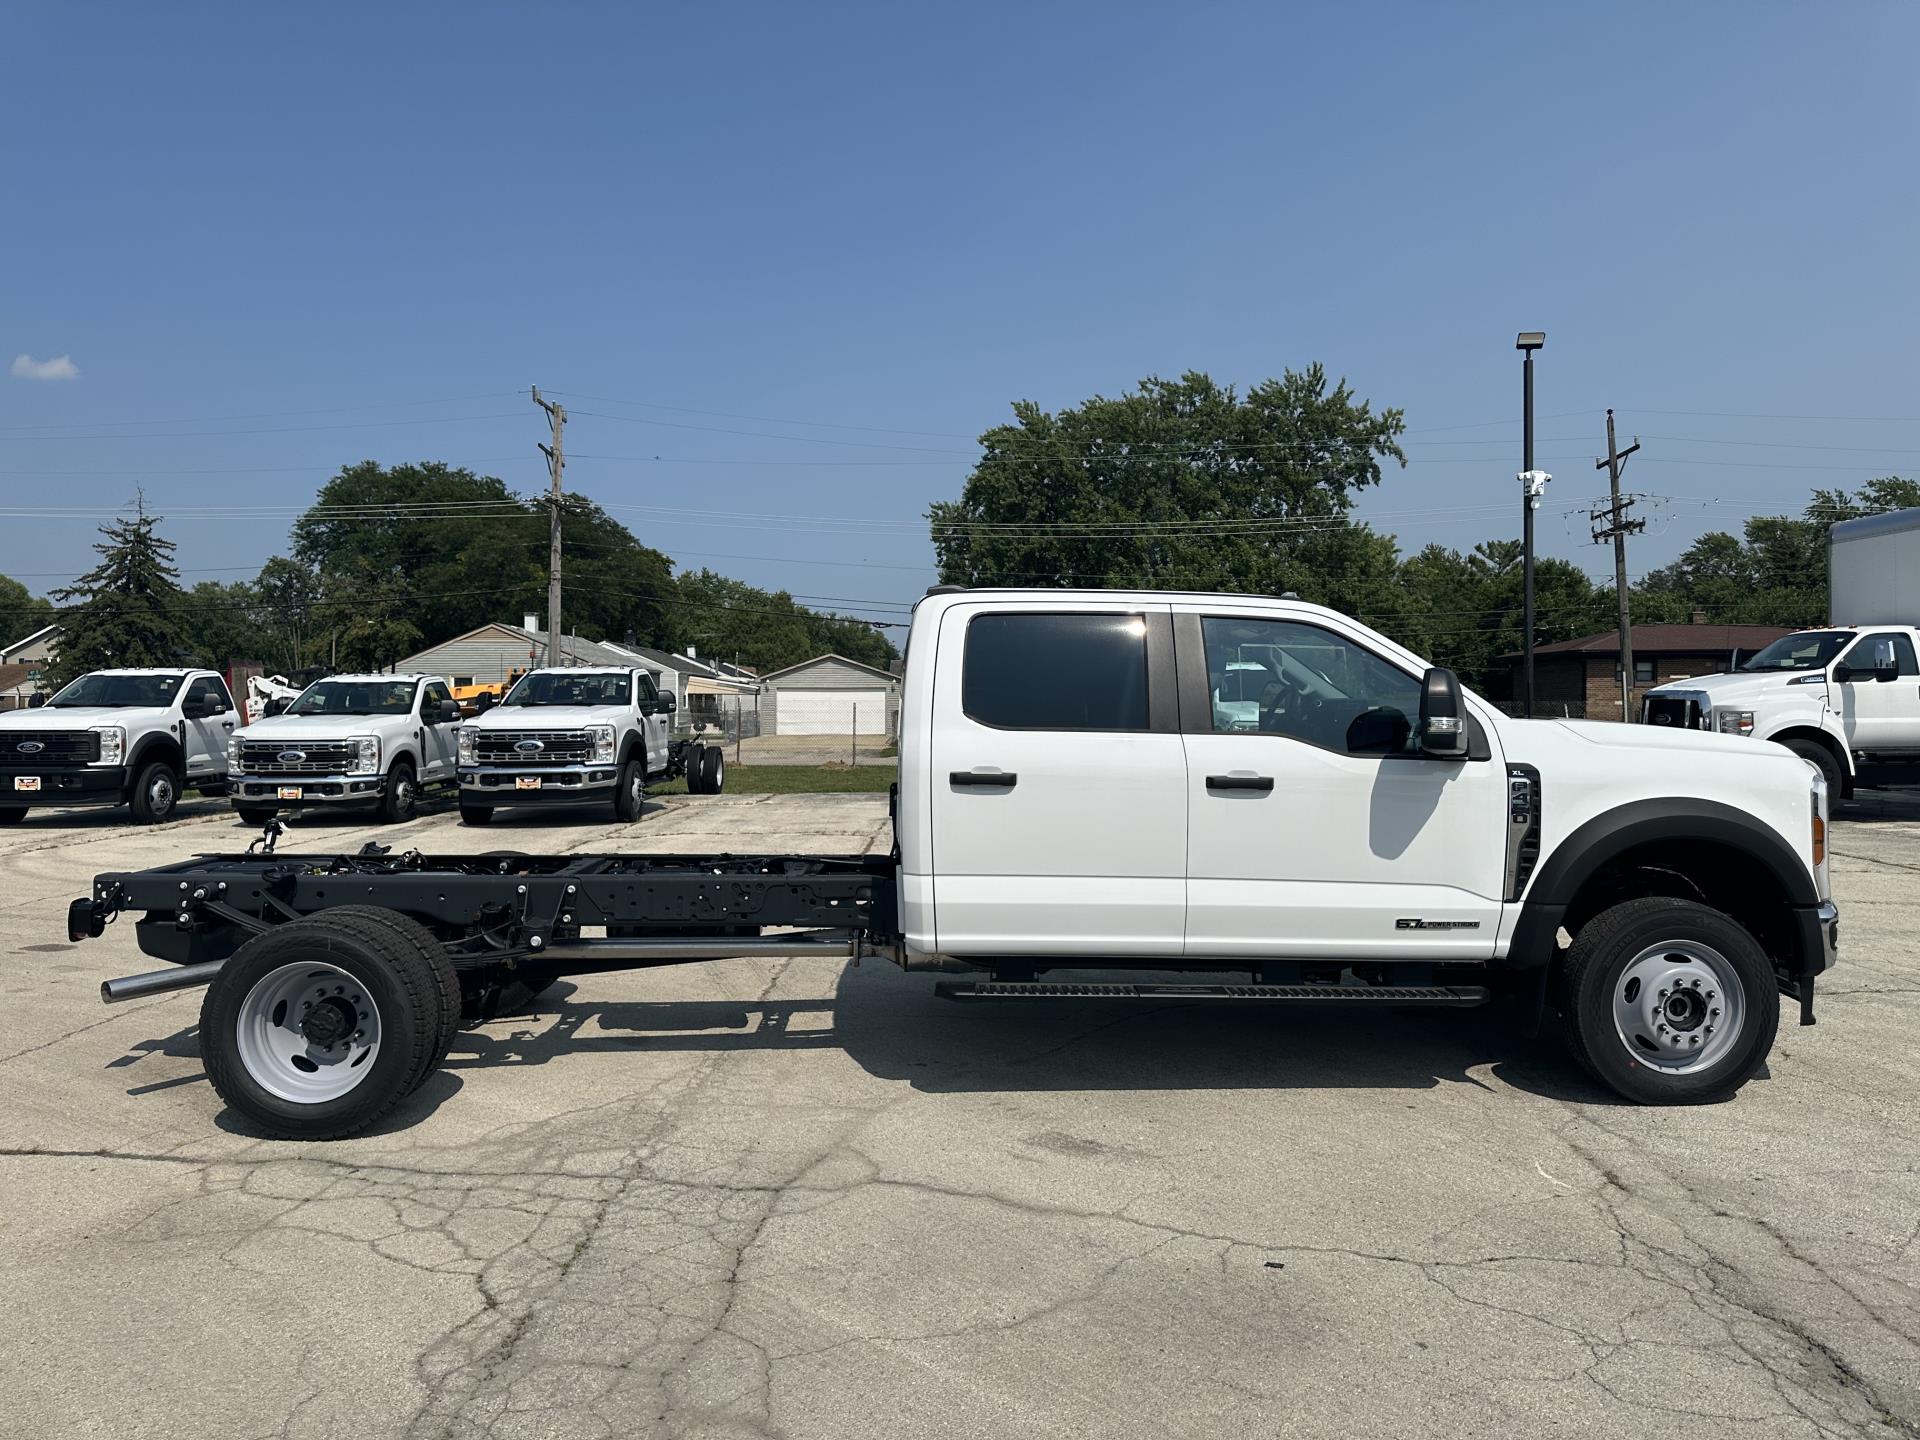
[1,789,1917,1438]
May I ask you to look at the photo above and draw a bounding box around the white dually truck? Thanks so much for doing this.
[72,589,1837,1138]
[1645,506,1920,794]
[0,668,238,824]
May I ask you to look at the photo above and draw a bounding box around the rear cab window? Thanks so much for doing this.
[962,612,1151,731]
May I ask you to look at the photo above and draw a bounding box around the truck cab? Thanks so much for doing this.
[1644,625,1920,794]
[455,666,678,824]
[0,668,236,823]
[228,673,462,824]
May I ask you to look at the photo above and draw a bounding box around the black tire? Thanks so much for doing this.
[1560,897,1778,1105]
[700,746,724,794]
[235,805,278,827]
[613,755,645,821]
[459,801,494,825]
[322,906,462,1091]
[377,758,419,824]
[129,759,181,824]
[685,746,709,795]
[1780,737,1843,800]
[0,806,26,825]
[199,911,448,1139]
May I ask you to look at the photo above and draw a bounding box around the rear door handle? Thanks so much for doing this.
[1205,773,1274,792]
[950,770,1017,788]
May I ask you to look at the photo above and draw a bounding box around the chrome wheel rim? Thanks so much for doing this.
[1611,939,1745,1074]
[148,772,175,813]
[394,773,416,817]
[629,770,644,811]
[235,962,382,1103]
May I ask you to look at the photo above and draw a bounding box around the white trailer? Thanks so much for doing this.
[1830,507,1920,626]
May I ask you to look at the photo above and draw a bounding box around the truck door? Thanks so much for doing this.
[927,602,1187,955]
[1830,632,1920,752]
[635,672,669,769]
[181,675,236,779]
[417,680,458,781]
[1176,607,1504,961]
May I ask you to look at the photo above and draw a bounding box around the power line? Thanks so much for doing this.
[0,392,524,435]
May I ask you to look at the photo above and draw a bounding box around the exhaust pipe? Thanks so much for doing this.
[101,960,225,1005]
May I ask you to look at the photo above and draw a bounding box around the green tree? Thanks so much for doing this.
[45,505,187,688]
[0,573,55,647]
[670,569,894,674]
[929,368,1407,603]
[253,556,326,672]
[176,579,278,671]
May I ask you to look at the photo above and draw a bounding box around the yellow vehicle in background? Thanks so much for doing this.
[451,669,526,716]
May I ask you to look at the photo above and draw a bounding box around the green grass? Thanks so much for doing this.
[654,763,897,796]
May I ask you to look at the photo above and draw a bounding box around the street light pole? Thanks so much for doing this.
[1516,332,1547,718]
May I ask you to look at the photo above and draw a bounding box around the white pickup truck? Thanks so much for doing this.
[1645,507,1920,793]
[74,588,1837,1138]
[0,668,237,823]
[456,665,723,824]
[227,673,463,824]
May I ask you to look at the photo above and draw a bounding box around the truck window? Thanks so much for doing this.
[962,613,1149,731]
[184,676,231,712]
[1202,616,1421,756]
[1740,631,1849,672]
[289,679,419,716]
[635,672,658,704]
[1843,632,1919,677]
[46,673,183,708]
[421,681,453,712]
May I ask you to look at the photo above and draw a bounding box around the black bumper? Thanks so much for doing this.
[0,766,127,805]
[460,769,618,806]
[231,776,384,808]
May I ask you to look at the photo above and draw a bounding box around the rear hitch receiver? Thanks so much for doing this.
[68,897,107,943]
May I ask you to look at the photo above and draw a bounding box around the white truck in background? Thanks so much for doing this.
[1644,507,1920,794]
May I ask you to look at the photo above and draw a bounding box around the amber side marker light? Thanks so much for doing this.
[1812,805,1826,868]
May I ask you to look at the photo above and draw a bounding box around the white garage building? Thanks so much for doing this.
[760,654,901,736]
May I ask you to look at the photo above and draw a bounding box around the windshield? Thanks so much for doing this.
[1739,631,1850,673]
[288,679,418,717]
[502,672,629,707]
[48,673,183,708]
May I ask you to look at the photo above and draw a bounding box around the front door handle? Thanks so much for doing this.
[1205,773,1274,792]
[950,770,1017,788]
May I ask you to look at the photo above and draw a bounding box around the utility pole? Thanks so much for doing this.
[1591,408,1645,721]
[532,387,567,665]
[1516,332,1548,717]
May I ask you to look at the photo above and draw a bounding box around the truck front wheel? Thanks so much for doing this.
[0,806,26,824]
[235,805,278,827]
[129,760,181,824]
[1561,897,1777,1104]
[1780,738,1843,799]
[377,759,418,824]
[613,756,645,821]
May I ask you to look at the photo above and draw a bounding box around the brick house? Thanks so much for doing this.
[1500,621,1791,721]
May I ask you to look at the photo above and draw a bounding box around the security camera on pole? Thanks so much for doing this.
[1515,331,1548,718]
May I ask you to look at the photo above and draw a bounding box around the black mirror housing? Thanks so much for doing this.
[436,700,462,723]
[28,693,47,709]
[1419,667,1468,758]
[263,698,289,717]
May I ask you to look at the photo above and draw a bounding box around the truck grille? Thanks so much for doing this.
[1643,696,1702,731]
[473,730,594,766]
[3,731,99,767]
[238,739,359,775]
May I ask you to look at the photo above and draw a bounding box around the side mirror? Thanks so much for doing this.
[1874,661,1901,683]
[662,693,677,712]
[181,697,209,720]
[263,698,289,717]
[1418,667,1468,758]
[436,700,461,723]
[28,693,47,709]
[472,691,494,714]
[1831,663,1851,684]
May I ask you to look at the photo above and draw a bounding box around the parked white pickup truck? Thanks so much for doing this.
[0,668,237,823]
[456,665,723,824]
[228,673,463,824]
[74,589,1837,1138]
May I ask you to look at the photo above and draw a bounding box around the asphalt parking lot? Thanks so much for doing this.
[2,789,1917,1439]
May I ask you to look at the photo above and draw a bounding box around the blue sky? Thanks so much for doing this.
[3,2,1915,637]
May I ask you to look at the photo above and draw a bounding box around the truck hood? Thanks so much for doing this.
[1646,671,1807,705]
[0,706,165,729]
[1547,717,1786,759]
[467,706,625,728]
[237,714,409,740]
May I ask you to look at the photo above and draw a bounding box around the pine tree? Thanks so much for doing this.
[46,499,187,689]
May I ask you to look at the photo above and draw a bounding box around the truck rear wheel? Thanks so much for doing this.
[1560,897,1777,1104]
[199,910,454,1139]
[699,746,724,794]
[129,760,181,824]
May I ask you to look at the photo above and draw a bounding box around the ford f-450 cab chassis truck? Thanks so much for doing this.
[69,590,1838,1139]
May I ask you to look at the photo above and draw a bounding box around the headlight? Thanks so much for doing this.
[227,737,242,771]
[458,726,477,765]
[1716,710,1754,736]
[91,726,125,765]
[586,723,616,764]
[348,736,380,775]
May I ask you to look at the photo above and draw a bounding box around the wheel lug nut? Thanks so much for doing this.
[1710,1007,1720,1018]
